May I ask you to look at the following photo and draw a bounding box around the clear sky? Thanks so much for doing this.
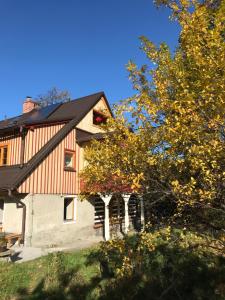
[0,0,179,119]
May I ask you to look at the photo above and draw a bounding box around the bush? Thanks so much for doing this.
[95,228,225,300]
[0,236,7,252]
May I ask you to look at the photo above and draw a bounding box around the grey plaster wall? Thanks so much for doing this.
[2,194,97,247]
[25,194,96,247]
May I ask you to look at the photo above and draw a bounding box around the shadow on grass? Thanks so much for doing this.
[16,244,225,300]
[17,270,102,300]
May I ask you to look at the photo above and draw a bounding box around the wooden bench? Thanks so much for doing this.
[5,233,22,247]
[0,249,15,262]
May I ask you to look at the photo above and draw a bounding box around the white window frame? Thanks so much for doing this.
[63,195,77,224]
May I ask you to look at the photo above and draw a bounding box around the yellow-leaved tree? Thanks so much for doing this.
[80,0,225,230]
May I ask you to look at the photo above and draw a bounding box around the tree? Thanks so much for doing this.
[36,87,71,107]
[80,0,225,230]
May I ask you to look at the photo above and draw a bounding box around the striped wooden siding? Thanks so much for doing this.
[0,133,22,165]
[24,124,64,162]
[18,128,79,195]
[0,124,63,166]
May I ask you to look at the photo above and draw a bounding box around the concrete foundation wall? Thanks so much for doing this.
[25,194,96,247]
[2,194,97,247]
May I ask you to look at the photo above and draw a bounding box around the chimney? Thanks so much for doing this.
[23,96,38,114]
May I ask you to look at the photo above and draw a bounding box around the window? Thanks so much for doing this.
[93,110,108,126]
[64,197,76,222]
[64,150,75,171]
[0,145,9,166]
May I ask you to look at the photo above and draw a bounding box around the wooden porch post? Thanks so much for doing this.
[122,194,130,234]
[140,197,145,229]
[100,195,112,241]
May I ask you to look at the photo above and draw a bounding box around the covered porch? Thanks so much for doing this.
[93,194,145,240]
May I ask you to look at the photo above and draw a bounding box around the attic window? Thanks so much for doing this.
[64,150,75,171]
[0,145,9,166]
[93,110,107,126]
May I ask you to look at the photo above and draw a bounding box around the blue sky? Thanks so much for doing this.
[0,0,179,119]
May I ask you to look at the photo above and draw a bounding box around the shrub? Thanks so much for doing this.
[96,228,225,300]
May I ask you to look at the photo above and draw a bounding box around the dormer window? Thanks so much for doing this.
[0,145,9,166]
[93,110,107,126]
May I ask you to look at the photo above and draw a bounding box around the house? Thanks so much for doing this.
[0,92,144,247]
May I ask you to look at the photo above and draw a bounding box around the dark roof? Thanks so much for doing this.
[0,166,22,191]
[0,91,111,192]
[0,92,111,133]
[76,128,116,144]
[76,129,106,144]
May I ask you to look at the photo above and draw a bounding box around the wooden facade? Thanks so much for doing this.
[24,124,64,162]
[0,132,22,165]
[18,128,80,195]
[0,95,111,195]
[0,124,64,166]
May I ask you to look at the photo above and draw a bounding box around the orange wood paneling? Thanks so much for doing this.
[24,124,64,162]
[0,133,22,165]
[18,128,80,195]
[0,124,64,167]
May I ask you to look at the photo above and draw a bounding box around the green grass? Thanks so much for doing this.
[1,240,224,300]
[0,248,101,300]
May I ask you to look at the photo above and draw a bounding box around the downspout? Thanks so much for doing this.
[18,200,26,244]
[8,189,26,244]
[28,194,34,246]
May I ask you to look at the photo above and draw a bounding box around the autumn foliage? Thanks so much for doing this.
[80,0,225,229]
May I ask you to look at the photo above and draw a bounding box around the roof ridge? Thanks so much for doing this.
[0,91,106,133]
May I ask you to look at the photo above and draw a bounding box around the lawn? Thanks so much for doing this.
[0,248,102,300]
[0,235,224,300]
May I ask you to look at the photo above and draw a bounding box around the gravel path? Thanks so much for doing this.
[11,236,103,263]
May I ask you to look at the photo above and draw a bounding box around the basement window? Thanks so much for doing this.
[64,150,75,171]
[93,110,108,126]
[0,145,9,166]
[64,197,76,222]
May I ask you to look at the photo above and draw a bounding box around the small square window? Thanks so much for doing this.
[64,150,75,171]
[64,197,75,222]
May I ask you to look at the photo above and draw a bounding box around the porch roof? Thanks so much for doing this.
[0,165,22,193]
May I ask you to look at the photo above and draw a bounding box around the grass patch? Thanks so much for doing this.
[0,235,224,300]
[0,248,101,300]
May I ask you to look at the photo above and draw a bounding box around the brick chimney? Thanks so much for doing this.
[23,97,38,114]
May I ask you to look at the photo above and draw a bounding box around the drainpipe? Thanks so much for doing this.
[18,200,26,244]
[8,189,26,244]
[28,194,34,246]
